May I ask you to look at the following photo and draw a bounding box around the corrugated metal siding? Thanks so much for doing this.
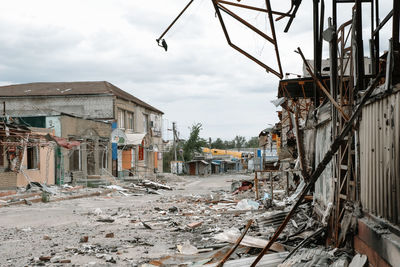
[359,91,400,225]
[314,120,334,208]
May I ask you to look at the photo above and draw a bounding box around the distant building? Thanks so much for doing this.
[302,57,372,78]
[0,81,164,180]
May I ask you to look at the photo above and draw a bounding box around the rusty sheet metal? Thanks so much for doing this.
[314,119,334,210]
[359,90,400,226]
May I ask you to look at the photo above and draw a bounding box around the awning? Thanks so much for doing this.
[52,136,80,149]
[126,133,146,146]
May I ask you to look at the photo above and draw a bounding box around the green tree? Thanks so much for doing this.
[246,136,259,148]
[234,135,246,150]
[223,140,235,149]
[211,138,225,149]
[182,123,207,161]
[162,148,175,172]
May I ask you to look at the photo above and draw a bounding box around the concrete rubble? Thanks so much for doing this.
[0,173,369,266]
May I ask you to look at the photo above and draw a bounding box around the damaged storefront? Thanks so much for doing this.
[0,123,56,189]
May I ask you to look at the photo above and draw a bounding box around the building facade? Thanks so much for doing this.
[0,81,164,180]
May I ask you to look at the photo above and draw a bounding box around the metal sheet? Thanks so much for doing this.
[314,120,334,208]
[359,91,400,225]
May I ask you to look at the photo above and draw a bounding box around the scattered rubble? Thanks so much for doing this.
[0,173,377,266]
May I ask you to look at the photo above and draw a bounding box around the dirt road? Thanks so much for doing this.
[0,174,251,266]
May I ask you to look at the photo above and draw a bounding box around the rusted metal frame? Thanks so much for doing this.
[313,0,322,107]
[216,219,253,267]
[283,0,303,32]
[370,0,375,74]
[372,10,393,37]
[217,3,274,43]
[282,227,326,262]
[338,22,353,82]
[322,79,330,89]
[337,19,353,33]
[269,172,274,202]
[339,167,349,192]
[265,0,284,79]
[338,22,352,95]
[211,1,283,78]
[297,48,350,121]
[282,84,293,100]
[215,0,291,17]
[394,0,400,45]
[230,42,282,78]
[319,0,325,64]
[250,70,384,267]
[393,0,400,84]
[332,0,338,102]
[355,0,365,93]
[156,0,195,42]
[374,0,380,75]
[300,83,307,99]
[342,54,352,78]
[335,133,348,245]
[335,121,355,244]
[293,104,310,182]
[255,172,259,200]
[339,142,349,162]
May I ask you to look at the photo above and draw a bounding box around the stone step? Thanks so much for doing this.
[75,179,109,188]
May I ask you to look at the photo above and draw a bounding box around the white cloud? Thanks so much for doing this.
[0,0,393,141]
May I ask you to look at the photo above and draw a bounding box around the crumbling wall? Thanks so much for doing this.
[0,172,18,189]
[16,145,55,187]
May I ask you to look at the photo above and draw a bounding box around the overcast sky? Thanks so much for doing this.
[0,1,393,141]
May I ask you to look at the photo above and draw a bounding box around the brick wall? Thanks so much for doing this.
[0,172,18,189]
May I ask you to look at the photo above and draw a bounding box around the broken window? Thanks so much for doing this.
[118,109,125,129]
[98,141,108,169]
[27,145,39,169]
[69,147,81,171]
[127,112,134,130]
[143,114,149,134]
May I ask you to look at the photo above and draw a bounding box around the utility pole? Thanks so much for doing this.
[172,122,177,161]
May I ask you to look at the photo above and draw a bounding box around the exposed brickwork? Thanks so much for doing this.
[0,172,18,189]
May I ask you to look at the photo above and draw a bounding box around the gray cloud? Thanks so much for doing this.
[0,0,392,140]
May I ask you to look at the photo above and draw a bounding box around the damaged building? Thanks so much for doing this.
[0,81,164,184]
[269,1,400,265]
[0,123,56,189]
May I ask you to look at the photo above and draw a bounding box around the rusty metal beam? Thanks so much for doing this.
[211,0,283,79]
[156,0,194,43]
[251,70,384,267]
[216,219,253,267]
[293,105,311,182]
[297,48,350,121]
[218,3,274,43]
[265,0,284,79]
[372,10,393,37]
[215,0,291,17]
